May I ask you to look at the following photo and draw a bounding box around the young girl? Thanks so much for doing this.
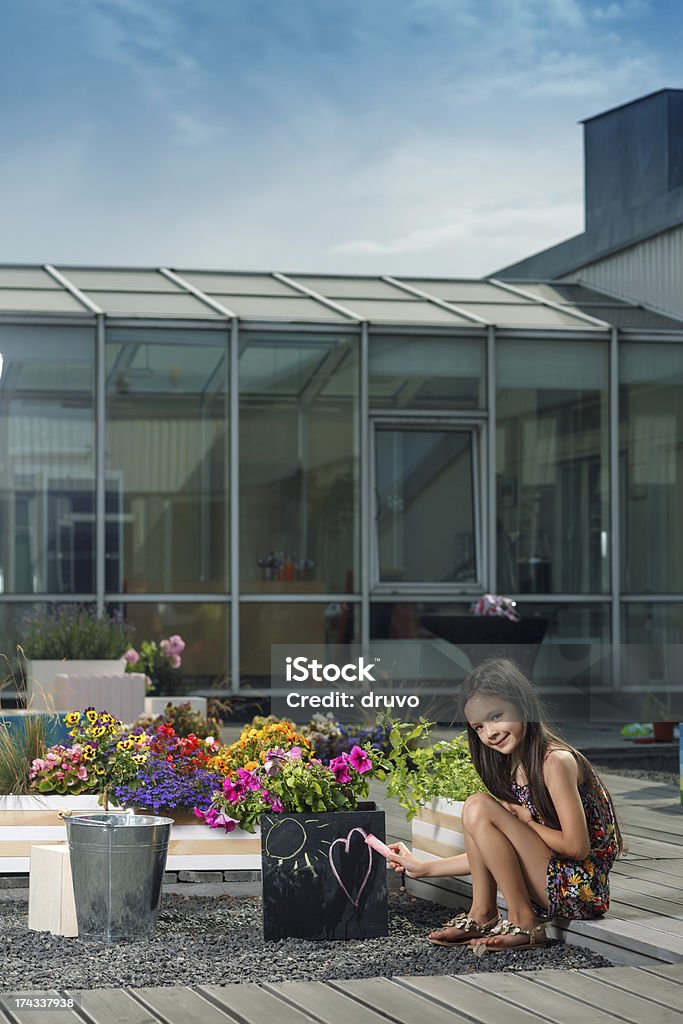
[388,658,622,952]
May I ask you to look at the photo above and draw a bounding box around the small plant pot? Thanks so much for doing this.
[652,721,675,742]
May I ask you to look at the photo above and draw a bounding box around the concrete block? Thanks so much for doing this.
[177,870,223,883]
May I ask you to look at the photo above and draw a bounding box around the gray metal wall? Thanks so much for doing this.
[561,223,683,319]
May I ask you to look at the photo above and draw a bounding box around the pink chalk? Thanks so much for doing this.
[364,833,395,859]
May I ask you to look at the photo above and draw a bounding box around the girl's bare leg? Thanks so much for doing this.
[427,814,499,942]
[461,794,552,948]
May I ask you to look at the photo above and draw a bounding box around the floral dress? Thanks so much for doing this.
[511,777,619,920]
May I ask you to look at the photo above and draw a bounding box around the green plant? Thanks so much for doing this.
[19,606,133,660]
[376,717,485,819]
[0,716,49,795]
[143,701,224,740]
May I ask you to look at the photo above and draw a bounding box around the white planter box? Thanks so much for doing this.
[26,659,126,710]
[0,795,260,873]
[410,797,466,863]
[144,696,207,717]
[26,660,145,723]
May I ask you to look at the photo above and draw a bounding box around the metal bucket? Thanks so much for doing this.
[65,812,173,943]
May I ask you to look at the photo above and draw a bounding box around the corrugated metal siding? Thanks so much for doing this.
[561,224,683,319]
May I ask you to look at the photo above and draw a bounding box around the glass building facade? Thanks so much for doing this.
[2,267,683,697]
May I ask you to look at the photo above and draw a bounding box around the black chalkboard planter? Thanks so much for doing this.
[260,801,389,941]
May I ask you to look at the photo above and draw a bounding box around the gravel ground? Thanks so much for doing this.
[0,890,613,990]
[595,763,679,786]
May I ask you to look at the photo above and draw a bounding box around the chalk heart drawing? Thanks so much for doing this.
[328,827,372,909]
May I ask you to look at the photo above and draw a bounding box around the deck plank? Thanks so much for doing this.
[131,987,239,1023]
[0,992,77,1024]
[577,965,683,1010]
[201,983,326,1024]
[262,979,423,1024]
[460,972,626,1024]
[526,968,683,1023]
[331,977,473,1024]
[68,989,156,1024]
[395,975,552,1024]
[638,963,683,985]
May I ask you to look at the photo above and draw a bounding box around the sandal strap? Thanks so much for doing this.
[488,918,546,944]
[441,912,499,933]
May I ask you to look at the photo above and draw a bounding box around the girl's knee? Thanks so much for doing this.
[462,792,497,829]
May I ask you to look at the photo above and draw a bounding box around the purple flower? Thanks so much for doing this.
[286,746,302,760]
[124,648,140,665]
[348,745,373,774]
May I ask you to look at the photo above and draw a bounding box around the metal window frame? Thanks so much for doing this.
[368,413,488,596]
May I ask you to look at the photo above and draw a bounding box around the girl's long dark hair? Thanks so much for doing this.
[460,658,623,854]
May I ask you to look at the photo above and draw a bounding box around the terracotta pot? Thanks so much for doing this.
[652,721,675,742]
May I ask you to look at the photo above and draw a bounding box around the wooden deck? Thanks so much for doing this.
[385,772,683,966]
[1,963,682,1023]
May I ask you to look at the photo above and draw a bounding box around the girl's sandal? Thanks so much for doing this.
[427,912,501,947]
[470,918,547,956]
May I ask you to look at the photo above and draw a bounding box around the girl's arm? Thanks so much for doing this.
[509,750,591,860]
[386,842,470,878]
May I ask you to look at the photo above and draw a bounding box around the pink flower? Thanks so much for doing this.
[329,756,351,784]
[55,772,65,781]
[124,648,140,665]
[193,807,205,820]
[160,639,171,655]
[170,654,182,669]
[214,812,238,832]
[286,746,302,760]
[236,768,261,792]
[168,634,185,655]
[270,798,284,813]
[348,745,373,774]
[77,767,88,781]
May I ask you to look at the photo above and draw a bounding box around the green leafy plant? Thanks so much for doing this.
[137,701,224,740]
[19,605,133,660]
[375,717,485,819]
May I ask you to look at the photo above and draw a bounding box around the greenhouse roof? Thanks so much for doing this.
[0,265,680,330]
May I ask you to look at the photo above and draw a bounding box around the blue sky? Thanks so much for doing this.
[1,0,682,275]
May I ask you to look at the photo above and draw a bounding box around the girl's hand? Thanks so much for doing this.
[386,841,425,878]
[501,801,533,824]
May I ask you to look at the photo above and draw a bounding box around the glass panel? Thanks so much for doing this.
[375,425,477,584]
[110,601,229,690]
[220,295,347,320]
[294,276,408,299]
[345,299,470,323]
[0,268,61,288]
[240,333,359,593]
[497,338,609,594]
[402,280,526,303]
[0,325,96,594]
[178,272,296,296]
[622,603,683,713]
[59,269,180,291]
[621,342,683,592]
[369,335,484,409]
[240,602,359,682]
[106,328,229,593]
[87,291,221,316]
[0,289,85,312]
[464,303,590,327]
